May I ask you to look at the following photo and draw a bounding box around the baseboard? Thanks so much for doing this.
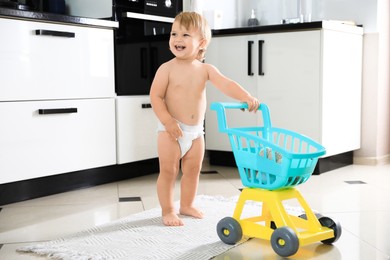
[353,154,390,165]
[208,150,354,175]
[209,150,236,167]
[313,152,353,174]
[0,158,159,206]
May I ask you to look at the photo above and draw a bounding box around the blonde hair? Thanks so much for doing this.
[173,12,212,61]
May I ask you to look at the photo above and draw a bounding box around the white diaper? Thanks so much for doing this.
[157,120,204,158]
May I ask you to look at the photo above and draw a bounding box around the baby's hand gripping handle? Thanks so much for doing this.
[210,102,272,133]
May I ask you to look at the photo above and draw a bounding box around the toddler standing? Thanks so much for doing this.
[150,12,259,226]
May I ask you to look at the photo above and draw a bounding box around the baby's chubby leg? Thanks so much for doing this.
[157,174,184,226]
[156,132,183,226]
[179,137,205,219]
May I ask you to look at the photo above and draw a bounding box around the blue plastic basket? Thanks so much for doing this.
[211,102,326,190]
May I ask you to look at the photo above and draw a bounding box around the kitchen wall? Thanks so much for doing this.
[314,0,377,32]
[184,0,235,29]
[354,0,390,165]
[187,0,378,32]
[65,0,112,18]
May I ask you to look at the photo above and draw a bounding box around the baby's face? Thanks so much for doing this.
[169,21,203,60]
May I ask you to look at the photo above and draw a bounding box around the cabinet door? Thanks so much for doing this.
[256,31,322,142]
[0,99,116,184]
[0,18,115,101]
[205,35,258,151]
[115,39,173,95]
[115,42,151,95]
[116,96,158,163]
[321,29,362,156]
[205,30,362,157]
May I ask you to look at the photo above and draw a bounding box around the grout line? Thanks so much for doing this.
[141,198,146,211]
[201,170,219,174]
[116,183,120,203]
[345,180,367,184]
[119,197,142,202]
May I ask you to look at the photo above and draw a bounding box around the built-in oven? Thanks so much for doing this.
[113,0,183,96]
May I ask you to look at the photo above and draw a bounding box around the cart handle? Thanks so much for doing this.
[210,102,272,138]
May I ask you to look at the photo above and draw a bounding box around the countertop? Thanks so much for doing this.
[0,7,118,29]
[212,20,363,36]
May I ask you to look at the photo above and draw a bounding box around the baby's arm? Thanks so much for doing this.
[206,64,259,112]
[150,64,183,140]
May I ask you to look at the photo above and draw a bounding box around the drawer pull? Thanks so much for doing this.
[258,40,265,76]
[35,29,75,38]
[248,41,254,76]
[38,108,78,115]
[141,103,152,109]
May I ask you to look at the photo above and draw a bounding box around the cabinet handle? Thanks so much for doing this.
[141,103,152,109]
[140,47,148,78]
[38,108,78,115]
[150,47,158,78]
[248,41,254,76]
[35,29,75,38]
[123,12,174,23]
[258,40,265,76]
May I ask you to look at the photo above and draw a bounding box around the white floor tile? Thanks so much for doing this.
[0,202,144,244]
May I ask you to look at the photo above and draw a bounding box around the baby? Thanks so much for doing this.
[150,11,259,226]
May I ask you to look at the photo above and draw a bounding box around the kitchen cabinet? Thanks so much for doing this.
[115,38,173,95]
[0,99,116,184]
[116,96,158,164]
[205,24,363,158]
[0,18,115,101]
[0,17,116,184]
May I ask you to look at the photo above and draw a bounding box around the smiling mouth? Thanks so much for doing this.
[175,45,185,51]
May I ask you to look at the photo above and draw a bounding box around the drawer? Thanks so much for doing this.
[116,96,158,164]
[0,18,115,101]
[0,98,116,184]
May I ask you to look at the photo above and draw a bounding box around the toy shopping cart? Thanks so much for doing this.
[211,102,341,257]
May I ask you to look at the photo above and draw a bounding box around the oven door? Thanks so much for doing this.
[114,14,174,96]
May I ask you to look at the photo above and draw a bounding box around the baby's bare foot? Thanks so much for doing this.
[180,206,204,219]
[162,212,184,226]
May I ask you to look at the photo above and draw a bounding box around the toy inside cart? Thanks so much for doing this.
[211,102,342,257]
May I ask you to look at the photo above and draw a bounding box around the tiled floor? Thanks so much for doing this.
[1,162,390,259]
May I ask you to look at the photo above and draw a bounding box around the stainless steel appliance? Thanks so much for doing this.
[113,0,182,95]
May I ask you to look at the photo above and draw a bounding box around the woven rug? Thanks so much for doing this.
[17,195,304,260]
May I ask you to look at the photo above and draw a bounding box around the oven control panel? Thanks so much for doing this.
[114,0,181,18]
